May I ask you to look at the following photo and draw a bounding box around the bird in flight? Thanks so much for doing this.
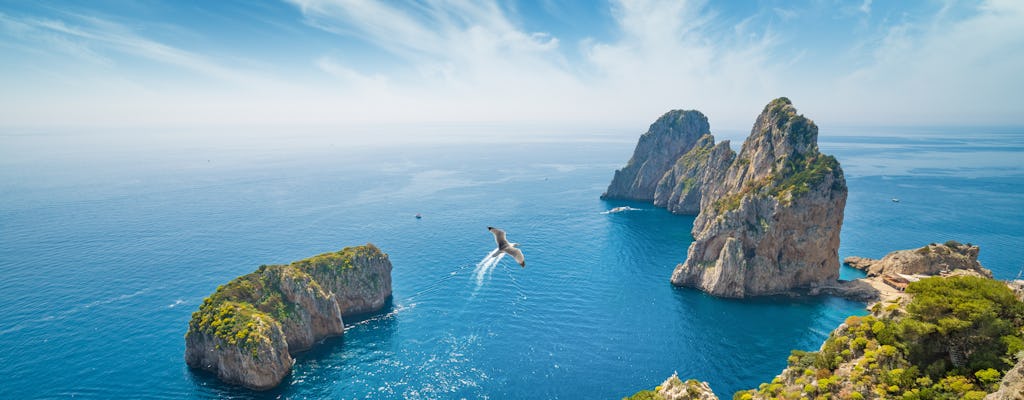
[487,226,526,267]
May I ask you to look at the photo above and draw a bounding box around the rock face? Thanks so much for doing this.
[602,110,711,202]
[656,373,719,400]
[625,373,719,400]
[185,244,392,390]
[843,241,991,278]
[987,357,1024,400]
[668,98,847,297]
[653,135,734,214]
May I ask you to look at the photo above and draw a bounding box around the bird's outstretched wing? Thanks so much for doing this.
[503,247,526,267]
[488,226,508,248]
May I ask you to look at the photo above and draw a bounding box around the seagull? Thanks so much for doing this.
[488,226,526,267]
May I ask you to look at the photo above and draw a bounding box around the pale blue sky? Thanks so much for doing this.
[1,0,1022,131]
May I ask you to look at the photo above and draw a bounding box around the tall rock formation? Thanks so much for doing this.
[671,98,847,297]
[185,244,392,390]
[603,98,847,297]
[602,110,711,202]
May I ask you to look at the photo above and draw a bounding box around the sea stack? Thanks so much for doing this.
[672,98,847,297]
[604,98,847,297]
[602,109,711,202]
[184,244,392,390]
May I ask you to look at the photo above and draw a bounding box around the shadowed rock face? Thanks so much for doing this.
[670,98,847,297]
[602,110,711,201]
[185,244,392,390]
[653,135,734,214]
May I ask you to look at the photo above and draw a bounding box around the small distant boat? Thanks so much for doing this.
[605,206,640,214]
[891,198,900,203]
[415,213,422,219]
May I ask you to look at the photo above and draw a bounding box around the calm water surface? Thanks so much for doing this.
[0,127,1020,398]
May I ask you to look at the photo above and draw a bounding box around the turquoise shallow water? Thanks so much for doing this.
[0,128,1021,398]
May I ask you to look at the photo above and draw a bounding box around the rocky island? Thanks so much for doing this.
[185,244,392,390]
[604,98,847,297]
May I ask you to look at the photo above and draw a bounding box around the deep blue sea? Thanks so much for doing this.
[1,126,1021,398]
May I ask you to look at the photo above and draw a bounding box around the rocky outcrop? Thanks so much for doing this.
[843,241,991,278]
[657,373,719,400]
[602,110,711,202]
[670,98,847,297]
[625,373,719,400]
[185,244,392,390]
[987,357,1024,400]
[184,318,293,390]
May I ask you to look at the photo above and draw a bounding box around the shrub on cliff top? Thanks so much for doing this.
[738,276,1024,399]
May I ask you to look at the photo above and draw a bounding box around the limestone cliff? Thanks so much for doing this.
[844,240,991,278]
[602,110,711,202]
[671,98,847,297]
[185,244,392,390]
[653,135,735,214]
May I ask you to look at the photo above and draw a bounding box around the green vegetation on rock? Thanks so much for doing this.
[735,276,1024,400]
[186,245,383,352]
[768,154,841,201]
[290,245,383,275]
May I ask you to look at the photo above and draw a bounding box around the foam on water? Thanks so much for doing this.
[474,249,505,288]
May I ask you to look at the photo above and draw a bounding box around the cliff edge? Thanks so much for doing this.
[185,244,392,390]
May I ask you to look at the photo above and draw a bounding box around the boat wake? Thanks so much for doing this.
[473,249,505,289]
[600,206,643,214]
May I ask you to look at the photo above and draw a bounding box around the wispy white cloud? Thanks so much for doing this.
[859,0,873,14]
[281,0,783,128]
[825,0,1024,125]
[0,12,274,87]
[1,1,1022,130]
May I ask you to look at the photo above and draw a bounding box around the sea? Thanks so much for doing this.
[1,125,1021,399]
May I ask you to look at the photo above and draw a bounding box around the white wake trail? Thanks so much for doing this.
[474,249,505,287]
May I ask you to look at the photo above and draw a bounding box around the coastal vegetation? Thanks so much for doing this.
[627,275,1024,399]
[736,276,1024,399]
[187,267,296,353]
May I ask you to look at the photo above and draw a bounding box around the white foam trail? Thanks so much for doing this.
[600,206,643,214]
[474,249,504,288]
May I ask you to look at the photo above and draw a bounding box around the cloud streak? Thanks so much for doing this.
[0,1,1022,130]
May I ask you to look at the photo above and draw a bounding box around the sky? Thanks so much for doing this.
[1,0,1022,133]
